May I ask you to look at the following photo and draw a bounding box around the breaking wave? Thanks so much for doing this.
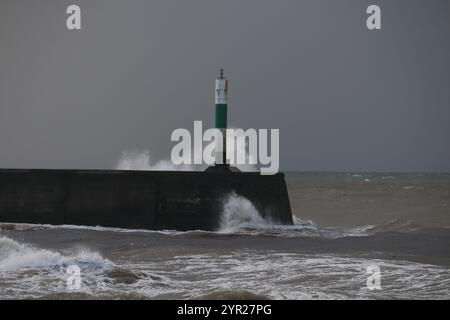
[0,236,112,271]
[218,192,320,236]
[1,216,443,241]
[1,227,449,299]
[219,192,267,232]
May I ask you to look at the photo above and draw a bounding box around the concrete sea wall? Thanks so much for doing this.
[0,169,293,231]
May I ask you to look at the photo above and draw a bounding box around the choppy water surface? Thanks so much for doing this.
[1,173,449,299]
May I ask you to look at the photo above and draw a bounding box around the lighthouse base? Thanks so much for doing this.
[204,164,241,173]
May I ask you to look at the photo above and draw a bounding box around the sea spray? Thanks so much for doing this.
[115,131,259,173]
[218,193,322,235]
[115,149,195,171]
[219,192,267,232]
[0,236,112,271]
[291,215,316,227]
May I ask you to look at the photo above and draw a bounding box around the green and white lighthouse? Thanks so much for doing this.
[215,69,228,165]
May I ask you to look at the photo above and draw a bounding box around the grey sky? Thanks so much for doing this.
[0,0,449,172]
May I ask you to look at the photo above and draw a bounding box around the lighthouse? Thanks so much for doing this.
[206,69,240,173]
[215,69,228,165]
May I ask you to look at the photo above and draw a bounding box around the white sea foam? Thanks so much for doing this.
[219,192,266,232]
[0,236,112,271]
[138,251,450,300]
[1,239,449,299]
[292,215,316,226]
[1,236,449,299]
[217,193,322,237]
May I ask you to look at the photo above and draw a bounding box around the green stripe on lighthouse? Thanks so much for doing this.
[215,104,227,128]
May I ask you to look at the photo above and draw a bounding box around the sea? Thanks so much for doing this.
[0,172,449,300]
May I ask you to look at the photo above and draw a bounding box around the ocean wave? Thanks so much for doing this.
[0,220,418,240]
[219,192,267,232]
[143,251,450,300]
[0,236,112,271]
[0,222,188,236]
[366,218,422,233]
[0,236,137,299]
[1,216,445,242]
[1,236,450,299]
[2,249,449,299]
